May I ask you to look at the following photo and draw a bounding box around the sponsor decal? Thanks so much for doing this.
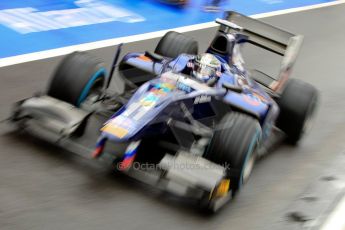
[140,83,174,107]
[101,115,134,138]
[194,95,211,104]
[101,123,128,138]
[140,93,160,107]
[137,55,152,62]
[243,94,261,106]
[177,81,192,93]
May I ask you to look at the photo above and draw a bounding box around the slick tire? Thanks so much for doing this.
[47,51,107,107]
[206,112,262,192]
[276,79,318,144]
[155,31,198,58]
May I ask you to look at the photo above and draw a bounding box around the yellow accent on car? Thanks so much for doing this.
[101,124,128,138]
[213,179,230,198]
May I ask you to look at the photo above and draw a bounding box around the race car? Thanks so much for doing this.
[10,11,318,212]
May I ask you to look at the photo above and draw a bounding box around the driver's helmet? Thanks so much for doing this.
[192,53,221,82]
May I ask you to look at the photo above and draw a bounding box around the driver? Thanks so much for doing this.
[189,53,222,83]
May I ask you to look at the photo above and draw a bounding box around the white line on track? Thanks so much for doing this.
[320,195,345,230]
[0,0,344,67]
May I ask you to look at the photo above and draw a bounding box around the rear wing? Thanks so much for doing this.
[216,11,303,93]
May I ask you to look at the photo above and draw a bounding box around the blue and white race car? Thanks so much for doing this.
[11,11,318,212]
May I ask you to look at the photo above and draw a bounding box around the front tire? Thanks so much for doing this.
[206,112,262,192]
[47,52,107,107]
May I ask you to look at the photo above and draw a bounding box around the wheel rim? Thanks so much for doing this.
[302,115,313,134]
[88,78,104,98]
[242,152,256,183]
[77,67,106,106]
[239,129,260,187]
[302,96,317,135]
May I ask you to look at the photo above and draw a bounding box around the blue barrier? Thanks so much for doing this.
[0,0,332,59]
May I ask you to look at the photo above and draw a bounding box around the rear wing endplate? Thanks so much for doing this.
[216,11,303,92]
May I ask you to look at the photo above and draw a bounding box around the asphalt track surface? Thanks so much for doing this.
[1,4,345,230]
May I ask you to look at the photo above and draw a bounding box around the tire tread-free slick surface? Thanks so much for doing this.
[207,112,261,191]
[47,51,106,107]
[155,31,198,58]
[276,78,318,144]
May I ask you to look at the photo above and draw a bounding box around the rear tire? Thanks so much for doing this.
[206,112,262,192]
[276,79,318,144]
[119,31,198,88]
[155,31,198,58]
[47,52,107,107]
